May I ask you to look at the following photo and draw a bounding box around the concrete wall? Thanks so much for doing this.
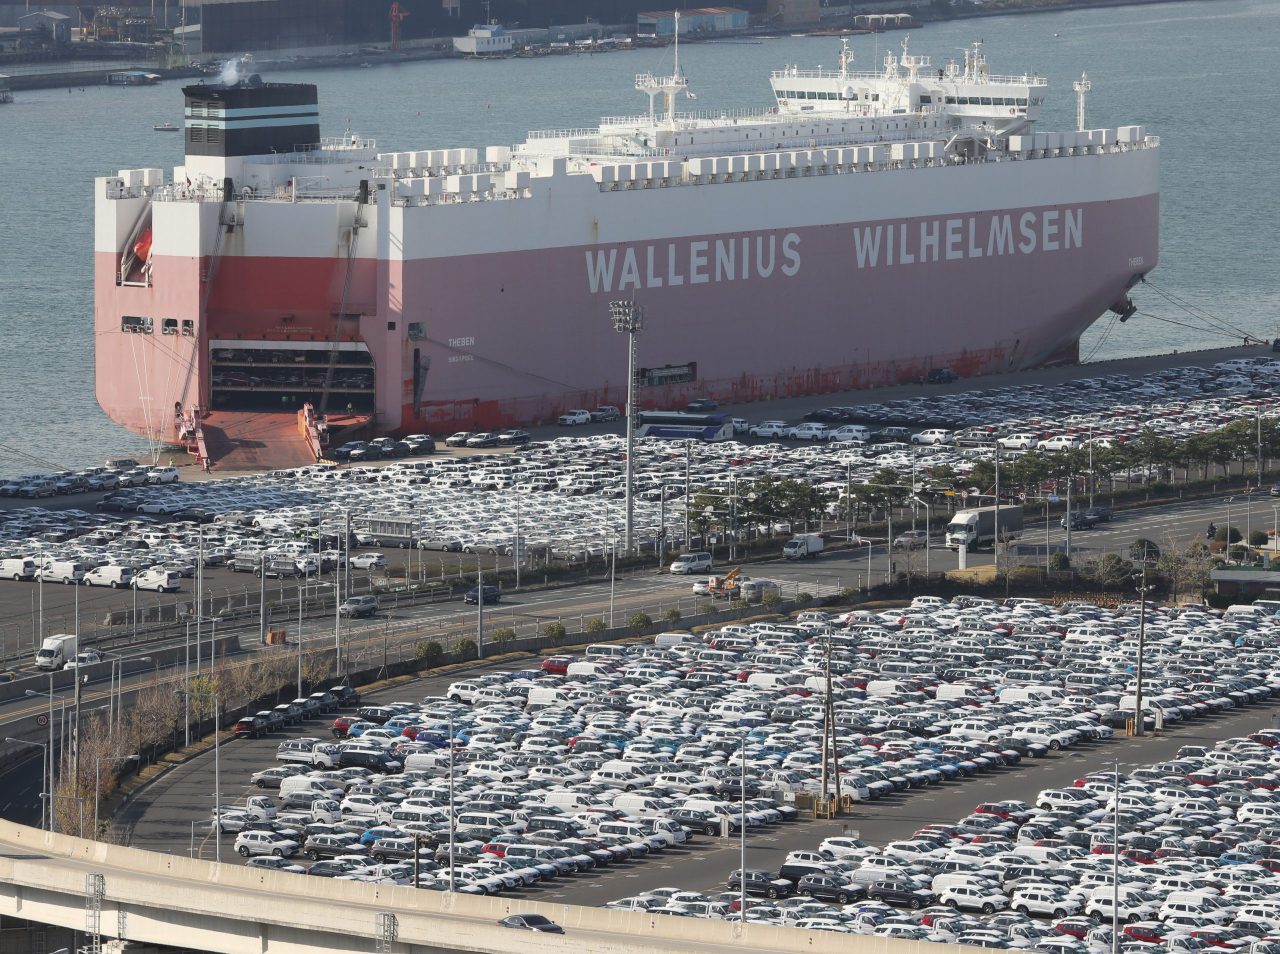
[0,819,983,954]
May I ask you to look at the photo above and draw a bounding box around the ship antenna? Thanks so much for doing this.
[1073,71,1092,131]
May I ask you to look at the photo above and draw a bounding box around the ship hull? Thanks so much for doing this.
[95,140,1158,441]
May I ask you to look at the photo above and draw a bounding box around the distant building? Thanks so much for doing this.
[637,7,749,37]
[767,0,822,26]
[17,10,70,45]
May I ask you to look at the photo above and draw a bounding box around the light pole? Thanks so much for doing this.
[739,734,747,923]
[448,713,456,891]
[475,553,485,660]
[610,300,644,555]
[26,678,56,829]
[1111,760,1120,954]
[911,496,932,578]
[98,650,149,740]
[6,738,49,830]
[175,688,221,861]
[1133,559,1154,737]
[1226,496,1235,563]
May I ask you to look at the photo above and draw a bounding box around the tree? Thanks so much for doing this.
[1156,537,1213,603]
[1129,539,1160,563]
[1090,553,1134,589]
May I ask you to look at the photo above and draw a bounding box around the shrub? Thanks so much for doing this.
[730,599,749,610]
[1250,530,1269,548]
[660,608,682,625]
[1228,544,1249,562]
[540,622,567,644]
[456,638,478,661]
[761,592,782,609]
[492,627,515,647]
[839,586,858,600]
[795,592,813,608]
[626,612,653,630]
[585,617,607,634]
[1215,526,1243,544]
[1048,552,1071,571]
[415,640,444,667]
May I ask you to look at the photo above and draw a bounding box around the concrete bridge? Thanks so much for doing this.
[0,820,972,954]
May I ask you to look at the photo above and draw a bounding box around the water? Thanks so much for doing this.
[0,0,1276,476]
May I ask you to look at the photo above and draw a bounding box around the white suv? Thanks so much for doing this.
[748,421,788,438]
[558,409,591,426]
[911,428,954,445]
[1012,885,1081,918]
[234,831,298,858]
[938,884,1009,914]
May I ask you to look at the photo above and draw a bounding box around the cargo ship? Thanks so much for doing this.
[94,33,1159,450]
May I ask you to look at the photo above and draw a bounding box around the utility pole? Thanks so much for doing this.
[476,555,485,659]
[684,441,692,548]
[610,300,644,555]
[258,554,267,645]
[1134,559,1150,737]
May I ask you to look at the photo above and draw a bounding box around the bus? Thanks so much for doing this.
[635,411,732,441]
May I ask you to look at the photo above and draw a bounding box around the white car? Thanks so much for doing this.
[938,884,1009,913]
[748,421,789,438]
[787,423,830,441]
[348,552,386,570]
[64,651,103,670]
[558,409,591,426]
[234,830,298,858]
[1010,886,1081,918]
[1038,435,1082,451]
[997,433,1039,450]
[911,429,954,446]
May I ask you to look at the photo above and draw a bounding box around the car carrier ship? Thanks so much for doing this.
[93,30,1159,457]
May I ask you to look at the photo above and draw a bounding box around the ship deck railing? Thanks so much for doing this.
[770,66,1049,86]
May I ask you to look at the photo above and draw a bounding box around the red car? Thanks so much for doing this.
[1124,923,1170,944]
[331,716,356,738]
[480,842,508,858]
[540,656,571,675]
[1053,917,1096,939]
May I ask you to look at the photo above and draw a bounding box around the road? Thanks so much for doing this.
[114,645,1280,908]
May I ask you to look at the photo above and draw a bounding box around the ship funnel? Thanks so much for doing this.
[181,81,320,180]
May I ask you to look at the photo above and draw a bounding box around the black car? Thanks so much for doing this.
[405,436,436,455]
[867,879,934,909]
[1084,505,1114,522]
[464,584,501,605]
[306,859,365,878]
[498,915,564,934]
[668,807,729,836]
[927,367,957,383]
[329,442,364,462]
[1062,511,1098,530]
[726,868,793,899]
[229,554,262,573]
[686,398,718,412]
[330,684,360,707]
[497,430,530,446]
[336,749,400,773]
[797,874,865,905]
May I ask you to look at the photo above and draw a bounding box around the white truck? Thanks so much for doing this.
[782,534,824,560]
[35,634,77,671]
[944,505,1023,550]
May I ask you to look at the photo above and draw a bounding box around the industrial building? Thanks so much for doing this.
[636,6,749,36]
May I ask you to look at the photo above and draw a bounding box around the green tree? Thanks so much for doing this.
[1129,539,1160,563]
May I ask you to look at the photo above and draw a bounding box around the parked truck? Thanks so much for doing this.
[782,534,824,560]
[944,505,1023,550]
[35,634,77,671]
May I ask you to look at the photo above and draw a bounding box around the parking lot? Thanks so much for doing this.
[115,593,1280,944]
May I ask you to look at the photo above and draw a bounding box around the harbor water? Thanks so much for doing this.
[0,0,1276,475]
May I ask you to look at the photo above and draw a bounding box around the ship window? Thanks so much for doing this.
[121,315,152,334]
[1017,98,1028,106]
[162,318,178,335]
[871,94,880,102]
[981,97,993,106]
[182,320,194,336]
[945,96,956,104]
[919,95,932,104]
[387,321,396,331]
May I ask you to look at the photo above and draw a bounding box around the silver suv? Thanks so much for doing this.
[339,595,379,618]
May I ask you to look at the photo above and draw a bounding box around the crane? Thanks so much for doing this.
[389,1,409,51]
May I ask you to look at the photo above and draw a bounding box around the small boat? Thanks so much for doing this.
[153,122,180,132]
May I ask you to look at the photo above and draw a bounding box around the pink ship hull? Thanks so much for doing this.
[95,193,1157,440]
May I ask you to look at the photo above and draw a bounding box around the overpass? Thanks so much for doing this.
[0,819,969,954]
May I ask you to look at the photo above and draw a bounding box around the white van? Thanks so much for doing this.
[669,552,712,575]
[936,684,989,702]
[653,632,694,649]
[998,686,1063,704]
[584,644,632,660]
[82,565,134,588]
[542,791,594,812]
[566,660,613,678]
[278,776,343,800]
[0,558,36,581]
[867,680,909,697]
[40,561,86,585]
[526,686,569,708]
[133,568,181,592]
[612,793,665,814]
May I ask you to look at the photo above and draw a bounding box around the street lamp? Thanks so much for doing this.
[1132,557,1155,737]
[97,650,150,740]
[175,688,221,862]
[5,738,49,830]
[609,300,644,556]
[26,678,58,828]
[911,496,932,578]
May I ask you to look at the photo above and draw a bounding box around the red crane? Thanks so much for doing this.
[389,1,409,51]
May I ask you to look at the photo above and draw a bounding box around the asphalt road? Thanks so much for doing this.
[114,647,1280,908]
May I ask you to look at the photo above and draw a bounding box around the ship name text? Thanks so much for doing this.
[585,233,801,294]
[851,208,1083,268]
